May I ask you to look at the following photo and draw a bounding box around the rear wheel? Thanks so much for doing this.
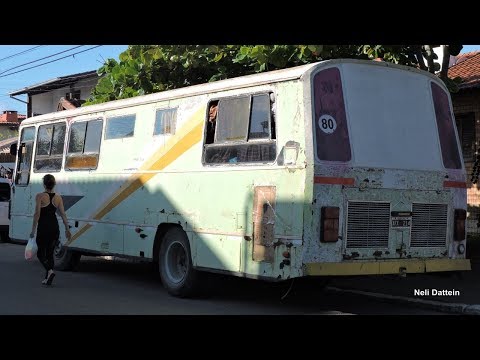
[158,227,199,297]
[54,240,81,271]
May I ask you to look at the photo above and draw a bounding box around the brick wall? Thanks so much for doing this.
[452,88,480,233]
[0,111,22,123]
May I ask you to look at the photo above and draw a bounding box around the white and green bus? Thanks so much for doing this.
[9,59,470,297]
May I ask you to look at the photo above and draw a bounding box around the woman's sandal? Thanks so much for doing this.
[45,272,56,286]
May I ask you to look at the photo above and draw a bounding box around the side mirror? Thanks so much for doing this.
[9,143,17,156]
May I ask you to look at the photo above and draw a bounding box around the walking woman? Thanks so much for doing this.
[30,174,71,285]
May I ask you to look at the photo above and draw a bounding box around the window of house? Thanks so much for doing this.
[203,93,276,164]
[105,114,136,139]
[154,108,177,135]
[66,90,81,100]
[15,126,35,186]
[66,119,103,170]
[455,112,476,160]
[34,122,66,172]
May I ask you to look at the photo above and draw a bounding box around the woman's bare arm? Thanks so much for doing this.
[56,195,71,240]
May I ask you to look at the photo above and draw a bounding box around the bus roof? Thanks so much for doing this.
[20,58,447,126]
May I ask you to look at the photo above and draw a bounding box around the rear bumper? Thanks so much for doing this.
[305,258,471,276]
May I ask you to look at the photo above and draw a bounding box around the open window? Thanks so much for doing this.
[203,93,276,164]
[34,122,66,172]
[66,119,103,170]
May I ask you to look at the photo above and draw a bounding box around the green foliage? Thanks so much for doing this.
[443,76,463,93]
[84,45,463,106]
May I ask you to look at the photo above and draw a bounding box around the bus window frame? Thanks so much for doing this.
[33,121,67,173]
[153,107,178,136]
[15,126,36,187]
[429,80,464,171]
[202,91,277,166]
[310,65,354,165]
[104,113,137,140]
[65,118,104,171]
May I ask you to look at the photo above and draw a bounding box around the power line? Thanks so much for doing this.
[0,46,102,79]
[0,46,45,63]
[0,45,84,76]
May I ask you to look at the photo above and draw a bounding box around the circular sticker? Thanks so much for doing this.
[318,115,337,134]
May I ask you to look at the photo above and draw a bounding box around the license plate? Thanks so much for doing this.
[391,217,411,228]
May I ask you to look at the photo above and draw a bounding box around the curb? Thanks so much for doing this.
[326,286,480,315]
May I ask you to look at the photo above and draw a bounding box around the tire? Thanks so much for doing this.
[54,240,81,271]
[158,227,199,298]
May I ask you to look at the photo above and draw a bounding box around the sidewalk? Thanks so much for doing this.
[328,239,480,314]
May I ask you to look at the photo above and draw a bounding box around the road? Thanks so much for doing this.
[0,243,446,315]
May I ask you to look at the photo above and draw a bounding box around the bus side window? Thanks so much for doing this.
[203,93,276,164]
[15,127,35,186]
[154,108,177,135]
[66,119,103,171]
[270,93,276,140]
[34,122,66,173]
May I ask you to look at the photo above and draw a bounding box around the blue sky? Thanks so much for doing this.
[1,45,479,115]
[0,45,128,114]
[460,45,480,54]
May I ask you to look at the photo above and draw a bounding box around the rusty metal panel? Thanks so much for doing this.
[253,186,276,262]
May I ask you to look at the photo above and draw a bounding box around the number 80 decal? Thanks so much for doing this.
[318,115,337,134]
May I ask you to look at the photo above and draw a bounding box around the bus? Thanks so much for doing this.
[9,59,470,297]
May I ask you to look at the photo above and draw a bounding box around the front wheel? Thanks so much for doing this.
[54,240,81,271]
[158,227,199,298]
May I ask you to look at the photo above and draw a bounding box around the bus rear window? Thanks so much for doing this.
[313,67,351,162]
[431,82,462,169]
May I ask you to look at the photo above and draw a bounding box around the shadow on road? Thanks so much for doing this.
[77,256,333,305]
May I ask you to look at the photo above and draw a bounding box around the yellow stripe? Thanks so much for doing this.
[67,109,204,245]
[94,122,203,220]
[304,259,471,276]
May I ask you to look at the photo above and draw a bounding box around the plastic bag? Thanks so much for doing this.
[25,237,37,261]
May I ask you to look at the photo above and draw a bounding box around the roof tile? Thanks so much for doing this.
[448,52,480,89]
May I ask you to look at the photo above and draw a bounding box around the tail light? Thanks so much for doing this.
[454,209,466,241]
[321,206,339,242]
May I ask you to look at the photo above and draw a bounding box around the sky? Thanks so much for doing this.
[0,44,479,115]
[460,45,480,54]
[0,45,128,114]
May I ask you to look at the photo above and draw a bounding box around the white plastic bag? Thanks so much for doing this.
[25,237,37,261]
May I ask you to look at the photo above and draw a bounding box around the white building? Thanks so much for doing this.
[9,70,99,118]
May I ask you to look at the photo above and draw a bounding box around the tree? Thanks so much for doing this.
[84,45,463,106]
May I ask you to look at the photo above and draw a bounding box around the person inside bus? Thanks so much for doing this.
[30,174,71,286]
[206,101,218,144]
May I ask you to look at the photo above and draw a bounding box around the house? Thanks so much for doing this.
[9,70,99,118]
[0,110,24,146]
[0,110,25,173]
[448,51,480,232]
